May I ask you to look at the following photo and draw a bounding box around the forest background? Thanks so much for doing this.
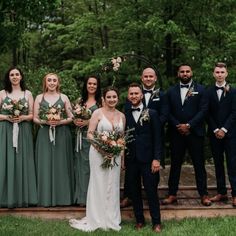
[1,0,236,160]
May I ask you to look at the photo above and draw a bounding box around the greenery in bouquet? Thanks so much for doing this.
[1,98,28,117]
[90,127,134,169]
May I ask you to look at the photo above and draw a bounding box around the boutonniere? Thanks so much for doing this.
[139,108,150,126]
[223,84,230,96]
[150,88,160,100]
[185,84,198,101]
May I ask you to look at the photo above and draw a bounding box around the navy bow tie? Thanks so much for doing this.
[143,89,152,94]
[131,107,141,112]
[180,84,189,89]
[215,86,224,91]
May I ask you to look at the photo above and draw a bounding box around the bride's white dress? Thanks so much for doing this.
[69,114,123,232]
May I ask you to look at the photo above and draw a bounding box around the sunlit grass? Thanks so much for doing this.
[0,215,236,235]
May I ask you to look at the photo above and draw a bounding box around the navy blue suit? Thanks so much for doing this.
[125,107,162,225]
[123,88,168,200]
[167,81,208,196]
[206,85,236,197]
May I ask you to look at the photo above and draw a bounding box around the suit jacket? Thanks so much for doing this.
[125,107,162,163]
[124,88,168,126]
[206,85,236,138]
[167,81,207,137]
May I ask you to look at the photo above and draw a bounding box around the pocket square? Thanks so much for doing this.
[153,98,160,101]
[192,92,199,95]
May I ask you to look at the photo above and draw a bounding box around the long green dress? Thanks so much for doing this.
[0,94,37,208]
[74,104,98,205]
[35,96,74,206]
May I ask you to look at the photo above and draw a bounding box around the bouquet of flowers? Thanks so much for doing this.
[39,104,64,121]
[89,128,134,169]
[71,103,92,120]
[2,98,28,117]
[1,98,29,152]
[38,103,65,145]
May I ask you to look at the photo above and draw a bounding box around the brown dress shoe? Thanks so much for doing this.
[232,197,236,207]
[120,197,132,208]
[153,224,161,233]
[161,195,177,205]
[201,195,212,206]
[135,223,145,230]
[210,194,228,202]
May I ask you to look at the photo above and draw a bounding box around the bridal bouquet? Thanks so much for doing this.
[71,103,92,120]
[90,128,134,169]
[2,98,29,152]
[2,98,28,117]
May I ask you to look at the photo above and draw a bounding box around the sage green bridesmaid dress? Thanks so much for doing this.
[74,104,98,205]
[0,94,37,208]
[35,96,74,206]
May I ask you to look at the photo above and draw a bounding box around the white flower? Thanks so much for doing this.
[14,109,20,116]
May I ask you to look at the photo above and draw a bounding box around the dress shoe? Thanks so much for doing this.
[201,195,212,206]
[210,194,228,202]
[152,224,161,233]
[161,195,177,205]
[135,223,145,230]
[232,197,236,207]
[120,197,132,208]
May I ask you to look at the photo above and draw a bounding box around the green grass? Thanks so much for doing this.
[0,216,236,236]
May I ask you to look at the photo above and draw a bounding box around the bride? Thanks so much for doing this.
[69,87,125,232]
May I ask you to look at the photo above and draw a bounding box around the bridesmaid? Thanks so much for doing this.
[73,76,101,206]
[0,67,37,208]
[33,73,74,206]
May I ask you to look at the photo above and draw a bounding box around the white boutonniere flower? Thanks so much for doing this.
[223,84,230,97]
[139,109,150,126]
[150,88,160,100]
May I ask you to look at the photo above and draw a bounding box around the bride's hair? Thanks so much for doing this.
[102,86,119,98]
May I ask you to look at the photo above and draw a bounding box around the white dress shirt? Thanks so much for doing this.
[180,80,192,105]
[132,103,143,123]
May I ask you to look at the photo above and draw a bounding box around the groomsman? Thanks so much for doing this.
[120,67,168,208]
[206,62,236,207]
[125,83,162,232]
[162,64,211,206]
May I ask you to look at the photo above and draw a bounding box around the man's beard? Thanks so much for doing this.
[180,76,192,84]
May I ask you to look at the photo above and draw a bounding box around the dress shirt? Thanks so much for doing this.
[132,103,143,123]
[180,81,192,105]
[215,82,226,101]
[143,87,154,105]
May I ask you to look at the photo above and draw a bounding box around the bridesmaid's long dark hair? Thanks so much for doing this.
[4,67,26,93]
[81,75,102,106]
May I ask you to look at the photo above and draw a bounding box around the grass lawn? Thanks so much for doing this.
[0,215,236,236]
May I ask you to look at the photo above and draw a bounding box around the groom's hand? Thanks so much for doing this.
[151,160,160,173]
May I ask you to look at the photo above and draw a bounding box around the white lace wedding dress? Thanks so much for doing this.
[69,114,123,232]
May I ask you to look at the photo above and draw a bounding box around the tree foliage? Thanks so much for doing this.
[1,0,236,97]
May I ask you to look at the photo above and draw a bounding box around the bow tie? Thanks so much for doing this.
[143,89,152,94]
[215,86,224,91]
[131,107,141,112]
[180,84,189,89]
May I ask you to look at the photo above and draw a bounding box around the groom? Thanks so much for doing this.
[125,82,162,233]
